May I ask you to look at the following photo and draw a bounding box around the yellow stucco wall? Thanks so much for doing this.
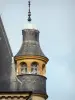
[16,58,46,76]
[32,95,46,100]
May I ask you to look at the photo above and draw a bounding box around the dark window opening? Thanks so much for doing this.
[20,62,27,74]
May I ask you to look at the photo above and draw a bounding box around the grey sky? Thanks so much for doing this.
[0,0,75,100]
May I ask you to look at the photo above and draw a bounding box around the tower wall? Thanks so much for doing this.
[15,58,46,76]
[17,74,47,94]
[32,96,46,100]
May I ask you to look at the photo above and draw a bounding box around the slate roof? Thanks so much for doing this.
[0,17,13,91]
[15,29,46,57]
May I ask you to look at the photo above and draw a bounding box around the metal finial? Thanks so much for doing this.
[28,0,32,22]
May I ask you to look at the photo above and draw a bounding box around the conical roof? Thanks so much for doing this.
[15,0,47,58]
[15,28,46,57]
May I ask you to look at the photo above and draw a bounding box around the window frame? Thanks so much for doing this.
[31,62,38,74]
[20,62,27,74]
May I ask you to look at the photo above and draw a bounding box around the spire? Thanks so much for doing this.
[28,0,32,22]
[25,0,37,29]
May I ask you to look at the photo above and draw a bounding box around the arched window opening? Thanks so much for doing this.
[42,64,45,75]
[42,64,45,71]
[20,62,27,74]
[31,62,38,74]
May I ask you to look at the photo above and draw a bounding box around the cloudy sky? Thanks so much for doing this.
[0,0,75,100]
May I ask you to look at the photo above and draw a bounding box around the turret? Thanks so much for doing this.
[14,0,49,100]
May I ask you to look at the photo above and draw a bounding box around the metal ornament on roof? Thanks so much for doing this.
[28,0,32,22]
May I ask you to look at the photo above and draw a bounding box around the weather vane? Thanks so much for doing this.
[28,0,32,22]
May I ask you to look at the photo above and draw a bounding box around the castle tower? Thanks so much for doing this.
[14,1,49,100]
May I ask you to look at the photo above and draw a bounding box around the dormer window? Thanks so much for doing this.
[20,62,27,74]
[31,62,38,74]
